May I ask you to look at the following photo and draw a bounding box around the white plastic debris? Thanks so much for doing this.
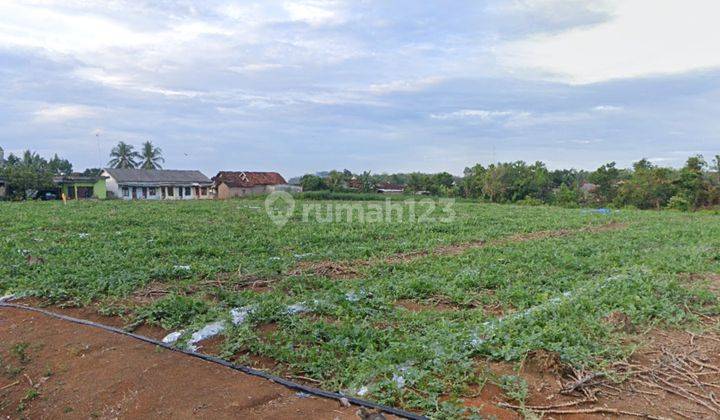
[357,386,369,397]
[293,253,314,259]
[345,292,360,302]
[173,265,191,271]
[392,374,406,389]
[0,294,16,303]
[164,307,253,350]
[230,307,253,325]
[287,303,309,315]
[187,321,226,351]
[295,392,312,399]
[468,275,623,349]
[78,233,89,238]
[162,331,183,344]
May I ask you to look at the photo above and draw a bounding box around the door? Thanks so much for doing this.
[77,187,93,199]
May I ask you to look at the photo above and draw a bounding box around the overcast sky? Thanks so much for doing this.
[1,0,719,177]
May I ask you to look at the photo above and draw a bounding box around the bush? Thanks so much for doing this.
[667,195,691,211]
[297,191,410,201]
[517,197,545,206]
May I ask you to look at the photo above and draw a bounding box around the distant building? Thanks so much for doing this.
[346,177,362,191]
[376,182,405,194]
[102,168,213,200]
[580,182,598,193]
[53,173,108,200]
[213,171,301,199]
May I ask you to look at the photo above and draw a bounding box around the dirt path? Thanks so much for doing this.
[0,307,362,419]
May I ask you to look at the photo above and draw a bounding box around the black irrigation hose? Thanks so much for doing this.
[0,302,426,420]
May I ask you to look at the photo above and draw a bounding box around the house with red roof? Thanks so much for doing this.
[212,171,301,199]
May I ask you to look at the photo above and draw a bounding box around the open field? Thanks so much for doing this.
[2,199,720,418]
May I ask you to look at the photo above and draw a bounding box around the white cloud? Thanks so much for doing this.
[0,2,148,54]
[430,108,600,129]
[593,105,623,112]
[431,109,523,121]
[283,1,346,26]
[369,77,444,95]
[34,104,97,122]
[500,0,720,84]
[557,138,604,145]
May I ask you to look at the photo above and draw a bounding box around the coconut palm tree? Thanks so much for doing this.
[139,141,165,170]
[108,141,140,169]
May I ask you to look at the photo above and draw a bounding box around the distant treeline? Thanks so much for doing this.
[299,155,720,211]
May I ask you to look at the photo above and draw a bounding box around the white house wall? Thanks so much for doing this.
[102,170,120,198]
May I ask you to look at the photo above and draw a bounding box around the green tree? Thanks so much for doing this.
[358,171,374,193]
[588,162,623,205]
[47,154,73,175]
[139,141,165,170]
[325,170,345,191]
[553,184,580,208]
[299,174,326,191]
[108,142,140,169]
[0,150,57,199]
[482,164,508,202]
[82,168,103,177]
[615,159,675,209]
[462,164,486,198]
[406,173,429,193]
[676,155,710,209]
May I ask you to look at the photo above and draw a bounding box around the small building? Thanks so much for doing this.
[346,178,362,191]
[213,171,300,199]
[102,168,213,200]
[54,173,107,200]
[376,182,405,194]
[580,182,598,193]
[0,178,7,199]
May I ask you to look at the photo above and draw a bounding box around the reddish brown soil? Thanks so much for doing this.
[395,297,508,317]
[291,261,361,279]
[394,299,457,312]
[471,324,720,419]
[0,307,362,419]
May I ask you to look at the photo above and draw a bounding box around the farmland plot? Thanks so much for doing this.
[1,199,719,417]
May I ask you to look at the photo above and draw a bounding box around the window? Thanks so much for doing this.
[200,187,207,196]
[149,187,156,196]
[185,187,192,196]
[167,187,174,197]
[122,187,129,197]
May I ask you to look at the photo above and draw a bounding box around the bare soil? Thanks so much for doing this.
[0,306,363,419]
[471,323,720,419]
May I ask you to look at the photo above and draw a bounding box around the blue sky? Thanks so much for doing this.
[1,0,719,178]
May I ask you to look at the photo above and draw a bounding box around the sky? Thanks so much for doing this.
[1,0,719,178]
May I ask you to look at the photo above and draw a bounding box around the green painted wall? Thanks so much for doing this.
[94,178,107,199]
[60,179,107,200]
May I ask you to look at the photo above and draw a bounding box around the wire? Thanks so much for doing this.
[0,302,426,420]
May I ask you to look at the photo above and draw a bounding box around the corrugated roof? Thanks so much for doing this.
[104,168,211,185]
[213,171,287,188]
[53,173,106,184]
[376,182,404,191]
